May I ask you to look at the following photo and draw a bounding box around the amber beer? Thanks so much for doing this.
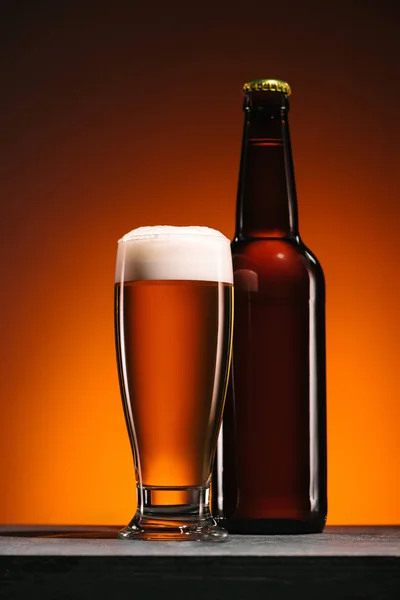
[115,226,233,541]
[115,279,232,487]
[213,80,327,533]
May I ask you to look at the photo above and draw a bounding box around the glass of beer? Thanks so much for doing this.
[114,226,233,541]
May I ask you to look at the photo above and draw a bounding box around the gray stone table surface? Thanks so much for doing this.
[1,527,400,599]
[0,525,400,556]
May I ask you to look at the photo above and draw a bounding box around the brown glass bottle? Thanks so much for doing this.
[212,80,327,533]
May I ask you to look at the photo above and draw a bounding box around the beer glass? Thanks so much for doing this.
[114,226,233,541]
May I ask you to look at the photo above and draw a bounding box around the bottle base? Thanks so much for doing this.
[220,515,326,535]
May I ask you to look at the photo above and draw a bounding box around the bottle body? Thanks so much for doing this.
[215,238,326,533]
[212,81,327,533]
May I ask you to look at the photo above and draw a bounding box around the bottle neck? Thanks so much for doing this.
[235,92,299,240]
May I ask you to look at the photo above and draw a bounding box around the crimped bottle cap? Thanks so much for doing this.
[243,79,291,95]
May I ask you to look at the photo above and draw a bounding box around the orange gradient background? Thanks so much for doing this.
[0,2,399,525]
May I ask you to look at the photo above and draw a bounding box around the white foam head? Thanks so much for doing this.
[115,226,233,284]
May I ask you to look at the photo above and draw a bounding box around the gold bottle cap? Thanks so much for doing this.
[243,79,291,95]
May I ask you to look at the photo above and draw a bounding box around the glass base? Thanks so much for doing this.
[119,485,228,542]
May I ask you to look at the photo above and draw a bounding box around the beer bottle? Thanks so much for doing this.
[213,79,327,533]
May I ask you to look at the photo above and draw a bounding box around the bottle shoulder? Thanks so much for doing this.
[231,238,325,292]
